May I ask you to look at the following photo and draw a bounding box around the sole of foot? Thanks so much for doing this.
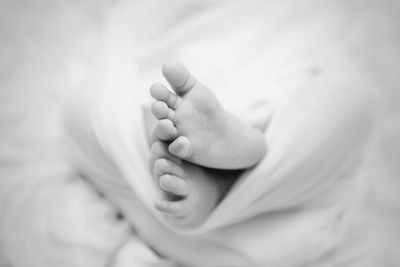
[150,59,266,170]
[150,140,223,229]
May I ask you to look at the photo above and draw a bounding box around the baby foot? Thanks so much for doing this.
[150,140,227,229]
[150,60,266,169]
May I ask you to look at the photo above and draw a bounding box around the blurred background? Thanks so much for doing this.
[0,0,399,266]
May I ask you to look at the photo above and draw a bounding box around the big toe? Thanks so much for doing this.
[162,59,196,95]
[169,136,192,159]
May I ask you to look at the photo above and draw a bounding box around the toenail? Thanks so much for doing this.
[150,83,164,97]
[152,101,168,117]
[160,174,173,186]
[170,137,190,157]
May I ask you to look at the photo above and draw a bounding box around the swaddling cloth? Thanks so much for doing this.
[64,1,379,266]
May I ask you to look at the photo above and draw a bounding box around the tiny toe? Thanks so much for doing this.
[154,199,190,217]
[150,142,181,164]
[154,158,184,177]
[149,83,168,101]
[151,101,169,119]
[152,101,176,121]
[156,119,178,140]
[159,174,188,197]
[149,83,181,109]
[162,59,196,95]
[151,141,170,158]
[169,136,192,159]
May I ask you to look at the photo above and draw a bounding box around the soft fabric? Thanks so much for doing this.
[1,0,400,266]
[63,0,396,266]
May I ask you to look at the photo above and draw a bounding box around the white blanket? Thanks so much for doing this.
[1,0,400,266]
